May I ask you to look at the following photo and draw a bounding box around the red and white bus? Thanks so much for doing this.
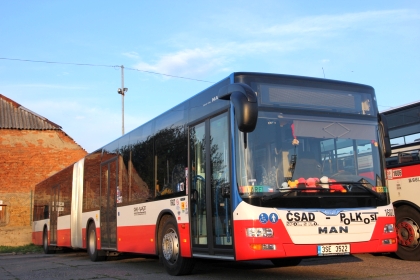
[383,101,420,261]
[33,72,397,275]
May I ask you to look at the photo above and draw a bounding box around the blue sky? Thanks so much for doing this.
[1,1,419,153]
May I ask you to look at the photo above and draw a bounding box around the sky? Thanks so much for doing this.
[1,1,419,153]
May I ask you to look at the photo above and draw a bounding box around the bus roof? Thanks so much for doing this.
[381,100,420,114]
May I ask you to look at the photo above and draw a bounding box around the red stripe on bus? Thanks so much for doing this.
[117,225,156,254]
[96,228,101,250]
[178,223,192,257]
[32,231,43,246]
[116,223,191,257]
[233,219,290,261]
[387,164,420,179]
[57,229,71,247]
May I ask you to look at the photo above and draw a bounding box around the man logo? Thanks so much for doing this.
[318,226,348,234]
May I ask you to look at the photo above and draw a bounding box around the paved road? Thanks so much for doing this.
[0,251,418,280]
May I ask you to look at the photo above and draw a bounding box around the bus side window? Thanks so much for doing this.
[43,205,49,219]
[399,153,413,163]
[172,164,186,192]
[386,156,398,167]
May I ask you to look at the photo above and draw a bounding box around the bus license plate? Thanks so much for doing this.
[317,244,350,256]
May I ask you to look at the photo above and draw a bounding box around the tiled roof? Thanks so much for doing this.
[0,94,62,130]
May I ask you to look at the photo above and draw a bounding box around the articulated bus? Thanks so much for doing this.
[32,72,397,275]
[383,101,420,261]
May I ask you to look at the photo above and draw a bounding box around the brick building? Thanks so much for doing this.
[0,94,87,246]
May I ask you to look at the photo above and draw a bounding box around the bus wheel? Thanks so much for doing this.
[271,257,302,267]
[395,205,420,261]
[87,223,106,262]
[43,228,55,254]
[159,217,195,275]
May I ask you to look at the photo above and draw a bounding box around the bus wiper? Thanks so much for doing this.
[261,189,301,200]
[261,180,383,201]
[261,188,329,201]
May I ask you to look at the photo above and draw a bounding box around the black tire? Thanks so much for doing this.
[271,257,302,267]
[87,223,106,262]
[159,216,195,276]
[43,228,55,254]
[395,205,420,261]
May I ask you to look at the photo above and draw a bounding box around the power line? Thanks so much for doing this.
[125,66,214,83]
[0,57,215,83]
[0,57,117,68]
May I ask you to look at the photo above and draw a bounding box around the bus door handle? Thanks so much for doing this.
[221,183,230,198]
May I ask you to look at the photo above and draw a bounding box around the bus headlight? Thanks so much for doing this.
[384,224,394,233]
[246,228,273,237]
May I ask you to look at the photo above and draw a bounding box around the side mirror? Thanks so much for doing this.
[379,113,392,158]
[218,83,258,133]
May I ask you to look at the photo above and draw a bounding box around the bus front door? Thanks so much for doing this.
[190,112,233,258]
[100,158,118,250]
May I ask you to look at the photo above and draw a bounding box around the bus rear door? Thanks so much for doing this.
[100,158,118,250]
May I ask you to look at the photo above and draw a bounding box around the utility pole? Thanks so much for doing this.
[117,65,128,135]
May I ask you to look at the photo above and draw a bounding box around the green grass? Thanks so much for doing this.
[0,243,43,254]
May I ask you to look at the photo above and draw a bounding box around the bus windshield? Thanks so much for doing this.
[235,111,389,208]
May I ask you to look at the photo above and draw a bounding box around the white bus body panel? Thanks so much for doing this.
[234,201,393,244]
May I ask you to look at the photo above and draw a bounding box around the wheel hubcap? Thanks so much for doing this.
[397,219,420,247]
[162,228,179,264]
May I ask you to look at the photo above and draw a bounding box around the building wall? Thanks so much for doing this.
[0,193,32,246]
[0,129,87,246]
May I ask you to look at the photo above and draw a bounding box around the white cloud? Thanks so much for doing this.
[122,51,140,59]
[261,9,418,36]
[130,9,419,79]
[131,39,313,77]
[134,46,229,77]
